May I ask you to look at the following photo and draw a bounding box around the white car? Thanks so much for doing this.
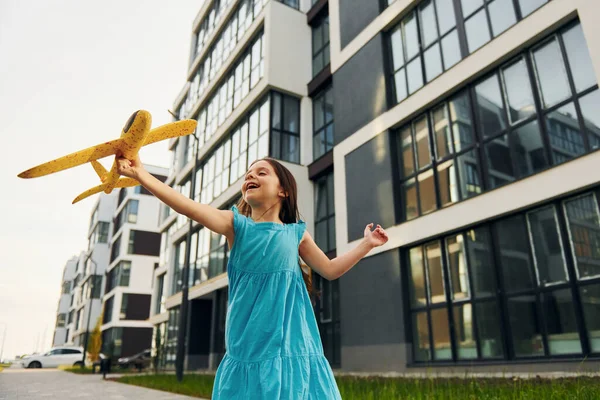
[21,346,88,369]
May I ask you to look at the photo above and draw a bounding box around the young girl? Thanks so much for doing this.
[116,155,389,399]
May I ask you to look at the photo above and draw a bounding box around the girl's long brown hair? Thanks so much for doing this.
[236,158,320,305]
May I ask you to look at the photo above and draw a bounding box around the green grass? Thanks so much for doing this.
[60,366,95,374]
[117,374,215,398]
[116,374,600,399]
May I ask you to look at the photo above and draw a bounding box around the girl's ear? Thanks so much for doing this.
[278,189,288,198]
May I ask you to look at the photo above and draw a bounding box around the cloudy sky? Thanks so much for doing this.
[0,0,201,359]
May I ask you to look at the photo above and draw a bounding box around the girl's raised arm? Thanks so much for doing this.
[116,155,234,242]
[299,223,388,281]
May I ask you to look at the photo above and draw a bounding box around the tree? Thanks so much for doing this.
[87,312,103,363]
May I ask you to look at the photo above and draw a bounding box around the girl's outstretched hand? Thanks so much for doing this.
[364,223,389,248]
[116,153,145,180]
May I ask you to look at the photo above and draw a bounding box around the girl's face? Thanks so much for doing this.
[242,160,284,206]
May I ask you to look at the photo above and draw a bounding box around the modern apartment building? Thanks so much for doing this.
[152,0,600,374]
[52,256,78,347]
[101,165,168,360]
[66,192,117,348]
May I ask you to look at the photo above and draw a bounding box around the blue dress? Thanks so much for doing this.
[211,206,342,399]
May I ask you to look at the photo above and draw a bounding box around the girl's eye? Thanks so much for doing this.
[259,172,266,175]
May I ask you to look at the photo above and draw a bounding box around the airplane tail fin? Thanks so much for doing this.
[72,178,141,204]
[91,161,108,182]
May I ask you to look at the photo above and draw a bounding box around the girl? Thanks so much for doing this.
[116,155,389,399]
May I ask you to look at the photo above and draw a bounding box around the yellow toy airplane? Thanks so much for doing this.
[18,110,197,204]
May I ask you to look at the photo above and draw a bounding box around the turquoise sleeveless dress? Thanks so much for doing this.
[211,206,342,399]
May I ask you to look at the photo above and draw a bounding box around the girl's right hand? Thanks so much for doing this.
[116,153,144,180]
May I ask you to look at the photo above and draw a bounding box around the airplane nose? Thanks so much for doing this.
[123,110,141,133]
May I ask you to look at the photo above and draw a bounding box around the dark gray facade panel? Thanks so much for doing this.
[339,250,407,370]
[345,131,395,242]
[338,0,381,49]
[332,34,388,145]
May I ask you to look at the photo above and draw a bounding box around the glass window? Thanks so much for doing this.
[527,207,567,286]
[532,39,571,108]
[426,242,445,304]
[431,308,452,360]
[475,301,503,358]
[488,0,516,37]
[562,24,597,93]
[496,215,535,292]
[453,304,477,359]
[519,0,547,17]
[564,194,600,280]
[502,58,536,124]
[466,227,497,298]
[412,311,431,361]
[314,172,336,253]
[507,294,545,357]
[475,74,507,138]
[545,102,585,164]
[312,15,330,77]
[579,90,600,150]
[409,247,427,307]
[446,235,469,300]
[465,9,490,53]
[580,283,600,352]
[541,289,582,355]
[511,120,548,179]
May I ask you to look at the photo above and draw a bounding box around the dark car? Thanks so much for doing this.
[117,349,151,371]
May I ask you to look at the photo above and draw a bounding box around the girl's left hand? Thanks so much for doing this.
[364,223,389,248]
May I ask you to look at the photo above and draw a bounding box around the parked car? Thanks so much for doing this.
[117,349,151,371]
[21,346,88,369]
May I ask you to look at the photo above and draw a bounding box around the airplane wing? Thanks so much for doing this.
[72,177,140,204]
[143,119,197,146]
[18,138,125,179]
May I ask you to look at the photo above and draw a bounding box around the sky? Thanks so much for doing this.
[0,0,202,360]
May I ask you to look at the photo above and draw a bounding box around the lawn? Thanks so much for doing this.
[116,374,600,399]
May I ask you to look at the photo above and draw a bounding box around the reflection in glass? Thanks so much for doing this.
[476,301,503,358]
[545,102,585,165]
[461,0,483,18]
[465,10,490,53]
[454,303,477,359]
[394,69,408,103]
[404,12,420,60]
[437,159,458,207]
[541,289,582,355]
[407,58,424,94]
[466,228,496,298]
[446,234,470,300]
[399,127,415,178]
[419,0,438,47]
[426,242,445,303]
[511,121,548,179]
[418,170,437,215]
[562,24,597,93]
[485,134,514,188]
[475,74,506,137]
[503,59,536,124]
[488,0,516,37]
[507,295,545,357]
[433,104,452,159]
[424,44,443,82]
[519,0,547,17]
[412,311,431,361]
[533,39,571,108]
[390,26,404,70]
[410,247,427,307]
[415,117,431,169]
[431,308,452,360]
[441,30,461,69]
[496,215,535,292]
[564,194,600,279]
[579,89,600,150]
[449,92,474,151]
[436,0,456,35]
[528,207,567,285]
[580,284,600,352]
[402,178,418,221]
[456,149,481,199]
